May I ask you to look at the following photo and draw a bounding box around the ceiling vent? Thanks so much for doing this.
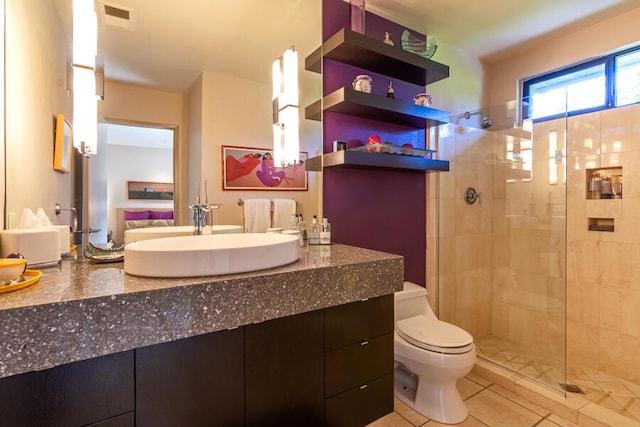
[99,1,135,31]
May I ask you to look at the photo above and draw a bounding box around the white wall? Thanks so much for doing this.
[105,144,173,236]
[4,0,72,227]
[487,7,640,105]
[189,70,322,226]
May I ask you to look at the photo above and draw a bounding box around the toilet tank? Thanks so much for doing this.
[394,281,430,322]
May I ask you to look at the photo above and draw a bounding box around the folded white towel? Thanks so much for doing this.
[243,199,271,233]
[272,199,296,229]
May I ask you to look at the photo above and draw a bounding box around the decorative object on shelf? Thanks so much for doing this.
[222,145,308,191]
[366,135,382,151]
[272,47,300,167]
[333,140,347,151]
[413,93,432,106]
[352,74,372,93]
[383,32,394,46]
[350,0,365,34]
[401,30,438,59]
[352,143,435,159]
[386,81,395,99]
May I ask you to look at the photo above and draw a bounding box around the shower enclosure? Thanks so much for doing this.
[436,99,568,393]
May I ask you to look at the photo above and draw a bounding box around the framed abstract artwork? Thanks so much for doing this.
[222,145,308,191]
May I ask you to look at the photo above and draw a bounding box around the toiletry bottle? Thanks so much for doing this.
[297,214,307,241]
[601,176,612,199]
[309,216,320,245]
[320,217,331,245]
[588,172,601,199]
[290,213,298,230]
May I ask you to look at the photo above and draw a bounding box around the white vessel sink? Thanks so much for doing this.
[124,233,300,277]
[124,225,243,244]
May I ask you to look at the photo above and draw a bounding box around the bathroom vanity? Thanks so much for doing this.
[0,244,402,426]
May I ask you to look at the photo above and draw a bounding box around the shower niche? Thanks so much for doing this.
[586,166,623,232]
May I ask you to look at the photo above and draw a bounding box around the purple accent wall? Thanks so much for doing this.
[323,167,426,285]
[321,0,430,285]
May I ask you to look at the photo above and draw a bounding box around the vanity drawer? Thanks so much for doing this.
[325,373,393,427]
[325,332,394,397]
[325,294,394,351]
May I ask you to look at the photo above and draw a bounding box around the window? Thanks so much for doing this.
[615,49,640,107]
[523,46,640,120]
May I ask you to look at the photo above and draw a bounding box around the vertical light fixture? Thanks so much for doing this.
[272,47,299,167]
[72,0,98,155]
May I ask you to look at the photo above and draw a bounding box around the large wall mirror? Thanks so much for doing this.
[3,0,321,243]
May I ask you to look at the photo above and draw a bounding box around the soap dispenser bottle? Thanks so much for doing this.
[309,215,320,245]
[320,217,331,245]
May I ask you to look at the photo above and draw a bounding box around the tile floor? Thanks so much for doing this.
[475,334,640,423]
[368,372,582,427]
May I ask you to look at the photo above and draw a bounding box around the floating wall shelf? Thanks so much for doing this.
[305,88,450,128]
[305,28,450,86]
[306,150,450,173]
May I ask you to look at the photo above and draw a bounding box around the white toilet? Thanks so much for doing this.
[394,282,476,424]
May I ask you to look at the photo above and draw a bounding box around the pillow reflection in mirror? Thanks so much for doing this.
[150,210,173,220]
[124,210,151,220]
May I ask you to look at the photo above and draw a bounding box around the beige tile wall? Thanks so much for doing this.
[566,102,640,383]
[438,103,640,384]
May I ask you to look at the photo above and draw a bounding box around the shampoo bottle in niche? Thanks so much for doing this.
[309,215,320,245]
[320,217,331,245]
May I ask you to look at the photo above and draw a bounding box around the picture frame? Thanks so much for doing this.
[222,145,308,191]
[127,181,174,200]
[53,114,72,173]
[333,140,347,151]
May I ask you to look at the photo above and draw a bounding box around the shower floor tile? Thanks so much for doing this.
[475,334,640,423]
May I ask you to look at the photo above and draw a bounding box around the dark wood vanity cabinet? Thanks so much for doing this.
[135,328,245,427]
[0,350,134,427]
[324,295,395,427]
[245,309,325,426]
[0,296,394,426]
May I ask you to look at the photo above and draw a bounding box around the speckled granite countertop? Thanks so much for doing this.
[0,244,403,379]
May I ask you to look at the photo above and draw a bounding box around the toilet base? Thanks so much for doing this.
[394,364,469,424]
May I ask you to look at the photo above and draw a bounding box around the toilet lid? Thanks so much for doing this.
[397,315,474,354]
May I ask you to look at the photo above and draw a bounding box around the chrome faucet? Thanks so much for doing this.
[188,181,222,235]
[188,203,222,235]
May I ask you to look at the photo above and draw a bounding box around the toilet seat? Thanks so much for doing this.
[397,315,474,354]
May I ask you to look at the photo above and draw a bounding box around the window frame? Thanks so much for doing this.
[522,45,639,121]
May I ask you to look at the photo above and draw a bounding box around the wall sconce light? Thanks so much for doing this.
[72,0,102,155]
[272,47,299,167]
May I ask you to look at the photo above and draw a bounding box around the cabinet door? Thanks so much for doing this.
[0,367,57,426]
[57,350,134,426]
[0,351,133,427]
[135,328,244,427]
[245,310,324,427]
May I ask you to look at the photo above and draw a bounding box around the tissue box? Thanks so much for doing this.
[0,229,61,266]
[48,225,71,254]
